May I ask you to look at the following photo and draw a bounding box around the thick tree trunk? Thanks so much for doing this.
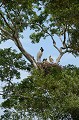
[13,37,38,68]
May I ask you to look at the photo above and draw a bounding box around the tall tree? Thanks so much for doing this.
[0,1,79,120]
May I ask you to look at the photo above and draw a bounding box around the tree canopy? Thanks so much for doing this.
[0,0,79,120]
[0,64,79,120]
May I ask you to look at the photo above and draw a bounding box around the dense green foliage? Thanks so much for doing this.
[0,48,27,81]
[0,65,79,120]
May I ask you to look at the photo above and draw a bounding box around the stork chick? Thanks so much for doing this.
[43,58,49,64]
[49,55,54,63]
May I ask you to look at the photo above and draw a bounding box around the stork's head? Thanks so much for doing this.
[40,47,44,52]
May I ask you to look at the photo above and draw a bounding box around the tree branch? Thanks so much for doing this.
[13,36,38,68]
[6,79,14,85]
[0,12,14,31]
[56,53,63,64]
[58,35,63,44]
[0,3,3,7]
[0,32,10,40]
[0,27,12,38]
[54,44,61,53]
[0,93,3,95]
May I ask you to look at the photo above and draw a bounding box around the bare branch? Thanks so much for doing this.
[59,35,63,43]
[56,53,63,64]
[0,3,3,7]
[54,44,61,53]
[0,93,3,95]
[13,36,38,68]
[6,79,14,85]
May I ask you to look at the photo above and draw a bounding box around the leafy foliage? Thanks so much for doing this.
[29,0,79,56]
[1,65,79,120]
[0,1,79,120]
[0,48,28,102]
[0,48,27,81]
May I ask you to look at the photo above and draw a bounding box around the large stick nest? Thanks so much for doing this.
[37,62,62,75]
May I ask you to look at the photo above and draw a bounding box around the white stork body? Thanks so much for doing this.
[37,47,44,62]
